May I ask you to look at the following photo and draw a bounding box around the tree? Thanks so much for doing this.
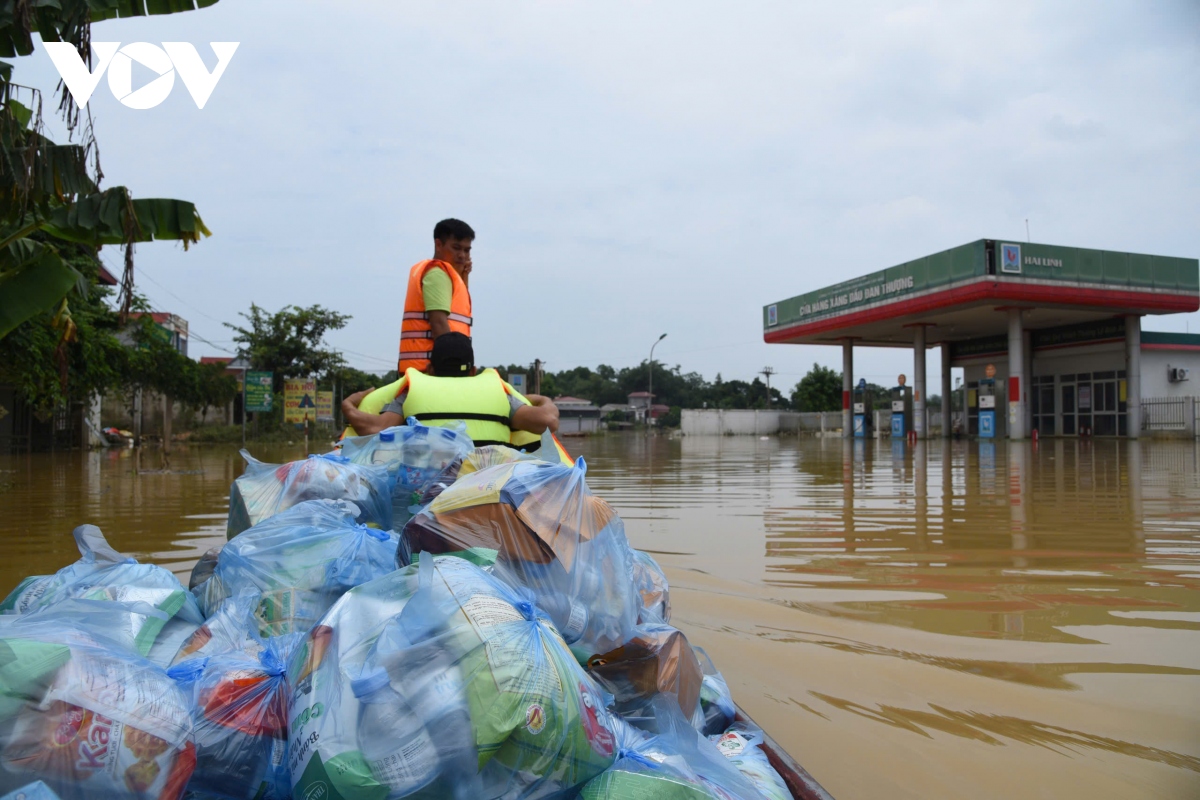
[0,1,216,343]
[227,304,351,395]
[792,363,842,412]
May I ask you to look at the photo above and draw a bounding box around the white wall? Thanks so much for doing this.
[683,409,784,435]
[1141,350,1200,397]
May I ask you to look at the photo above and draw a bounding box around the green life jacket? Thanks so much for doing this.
[402,368,513,447]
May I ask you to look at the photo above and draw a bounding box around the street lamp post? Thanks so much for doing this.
[648,333,667,428]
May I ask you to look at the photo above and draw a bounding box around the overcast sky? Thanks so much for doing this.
[16,0,1200,391]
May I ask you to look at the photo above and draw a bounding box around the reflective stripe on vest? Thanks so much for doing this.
[401,368,511,445]
[398,259,472,373]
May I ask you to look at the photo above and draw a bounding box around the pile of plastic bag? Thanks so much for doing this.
[0,434,795,799]
[227,452,392,538]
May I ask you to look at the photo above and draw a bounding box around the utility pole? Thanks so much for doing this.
[760,366,776,408]
[532,359,542,395]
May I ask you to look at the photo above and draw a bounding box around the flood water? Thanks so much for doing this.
[1,434,1198,799]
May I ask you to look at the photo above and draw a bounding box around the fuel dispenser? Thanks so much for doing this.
[890,381,913,438]
[853,379,873,438]
[978,378,997,438]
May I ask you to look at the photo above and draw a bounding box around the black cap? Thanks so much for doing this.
[430,332,474,376]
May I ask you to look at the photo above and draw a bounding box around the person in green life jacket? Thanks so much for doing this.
[341,332,560,446]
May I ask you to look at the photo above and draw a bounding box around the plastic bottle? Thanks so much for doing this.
[351,668,440,796]
[372,430,403,470]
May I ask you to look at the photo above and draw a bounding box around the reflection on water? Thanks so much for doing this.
[1,435,1199,798]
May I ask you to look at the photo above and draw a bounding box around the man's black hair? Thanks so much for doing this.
[430,332,474,376]
[433,218,475,242]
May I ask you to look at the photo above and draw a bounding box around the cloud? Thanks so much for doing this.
[15,0,1199,386]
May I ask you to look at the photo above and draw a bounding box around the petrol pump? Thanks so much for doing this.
[852,378,873,438]
[890,375,913,438]
[978,378,997,438]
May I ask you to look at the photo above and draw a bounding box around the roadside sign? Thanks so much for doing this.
[284,379,317,423]
[244,371,273,412]
[316,390,334,422]
[510,373,527,394]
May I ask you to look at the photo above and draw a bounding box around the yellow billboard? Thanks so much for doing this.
[283,379,317,423]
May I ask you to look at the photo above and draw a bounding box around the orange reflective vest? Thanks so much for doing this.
[398,259,473,373]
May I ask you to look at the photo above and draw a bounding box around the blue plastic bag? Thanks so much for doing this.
[0,781,61,800]
[0,614,196,800]
[340,421,473,528]
[400,458,639,655]
[693,647,736,737]
[0,525,202,658]
[285,562,423,800]
[630,549,671,624]
[227,451,392,539]
[288,555,619,800]
[197,500,400,638]
[169,634,300,800]
[581,695,762,799]
[709,722,791,800]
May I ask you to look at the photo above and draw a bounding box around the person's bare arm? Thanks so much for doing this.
[512,394,559,434]
[341,389,405,435]
[427,310,451,339]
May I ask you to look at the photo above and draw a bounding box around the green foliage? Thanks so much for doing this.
[227,304,351,395]
[660,405,682,427]
[123,315,237,413]
[0,243,236,415]
[791,363,843,412]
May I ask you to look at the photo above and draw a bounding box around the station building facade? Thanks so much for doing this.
[763,239,1200,439]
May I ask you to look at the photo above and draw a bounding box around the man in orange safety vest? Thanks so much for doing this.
[398,218,475,374]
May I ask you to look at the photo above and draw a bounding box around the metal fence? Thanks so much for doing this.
[1141,397,1192,432]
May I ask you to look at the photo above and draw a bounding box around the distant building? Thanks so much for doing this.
[626,391,670,424]
[554,396,601,434]
[123,312,189,356]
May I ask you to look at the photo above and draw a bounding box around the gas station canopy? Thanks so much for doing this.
[763,239,1199,348]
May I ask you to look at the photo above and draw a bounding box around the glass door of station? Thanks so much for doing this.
[1057,372,1126,437]
[1031,375,1056,435]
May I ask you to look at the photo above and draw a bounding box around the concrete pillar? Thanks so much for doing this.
[1007,309,1026,440]
[1023,329,1033,436]
[842,340,853,438]
[914,326,927,438]
[1126,315,1141,438]
[941,344,952,438]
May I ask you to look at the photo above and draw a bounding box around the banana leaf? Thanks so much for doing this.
[0,240,81,338]
[42,187,211,246]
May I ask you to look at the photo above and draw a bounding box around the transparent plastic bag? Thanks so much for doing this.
[361,556,617,799]
[580,696,761,800]
[400,458,638,655]
[0,526,202,657]
[586,623,703,725]
[341,422,474,528]
[693,647,736,737]
[168,635,300,800]
[630,549,671,624]
[0,780,61,800]
[412,445,541,510]
[198,500,399,639]
[709,722,791,800]
[171,595,265,667]
[0,615,196,800]
[288,556,619,800]
[286,566,423,800]
[226,451,392,539]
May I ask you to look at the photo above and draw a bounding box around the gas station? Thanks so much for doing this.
[764,239,1200,439]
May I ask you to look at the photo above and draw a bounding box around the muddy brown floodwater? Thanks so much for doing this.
[1,434,1198,799]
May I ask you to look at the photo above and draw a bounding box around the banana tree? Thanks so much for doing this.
[0,0,219,341]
